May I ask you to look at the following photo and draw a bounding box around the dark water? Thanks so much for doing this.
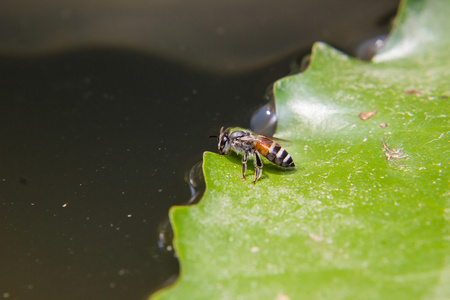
[0,3,398,299]
[0,48,300,300]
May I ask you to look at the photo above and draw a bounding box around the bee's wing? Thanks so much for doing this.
[241,133,293,146]
[258,134,294,146]
[238,135,260,143]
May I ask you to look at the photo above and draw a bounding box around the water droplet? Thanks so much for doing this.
[250,85,277,136]
[356,34,387,61]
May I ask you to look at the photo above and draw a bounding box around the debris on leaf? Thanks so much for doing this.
[359,110,377,120]
[403,89,422,95]
[381,139,409,161]
[276,294,290,300]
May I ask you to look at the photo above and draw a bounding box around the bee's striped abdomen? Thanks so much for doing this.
[256,141,295,168]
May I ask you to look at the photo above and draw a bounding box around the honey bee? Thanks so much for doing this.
[211,127,295,183]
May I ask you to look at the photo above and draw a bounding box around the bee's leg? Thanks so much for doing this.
[253,151,263,184]
[241,151,248,181]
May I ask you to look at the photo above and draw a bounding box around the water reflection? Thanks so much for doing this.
[288,53,312,74]
[186,161,205,205]
[157,161,205,251]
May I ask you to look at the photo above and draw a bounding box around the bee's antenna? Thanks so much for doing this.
[209,135,218,139]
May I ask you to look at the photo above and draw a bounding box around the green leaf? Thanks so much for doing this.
[151,0,450,299]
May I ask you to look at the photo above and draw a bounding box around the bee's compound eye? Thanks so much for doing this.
[219,136,227,149]
[222,136,229,146]
[218,134,230,155]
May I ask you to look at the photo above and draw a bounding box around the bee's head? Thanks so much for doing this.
[218,127,231,155]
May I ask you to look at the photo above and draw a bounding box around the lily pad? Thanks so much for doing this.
[151,0,450,299]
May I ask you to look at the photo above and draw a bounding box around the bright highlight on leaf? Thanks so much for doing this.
[151,0,450,299]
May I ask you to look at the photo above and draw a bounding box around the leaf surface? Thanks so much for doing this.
[152,1,450,299]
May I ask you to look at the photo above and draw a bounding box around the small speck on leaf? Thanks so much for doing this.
[309,233,323,242]
[275,294,290,300]
[251,246,260,253]
[404,89,422,95]
[359,110,377,120]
